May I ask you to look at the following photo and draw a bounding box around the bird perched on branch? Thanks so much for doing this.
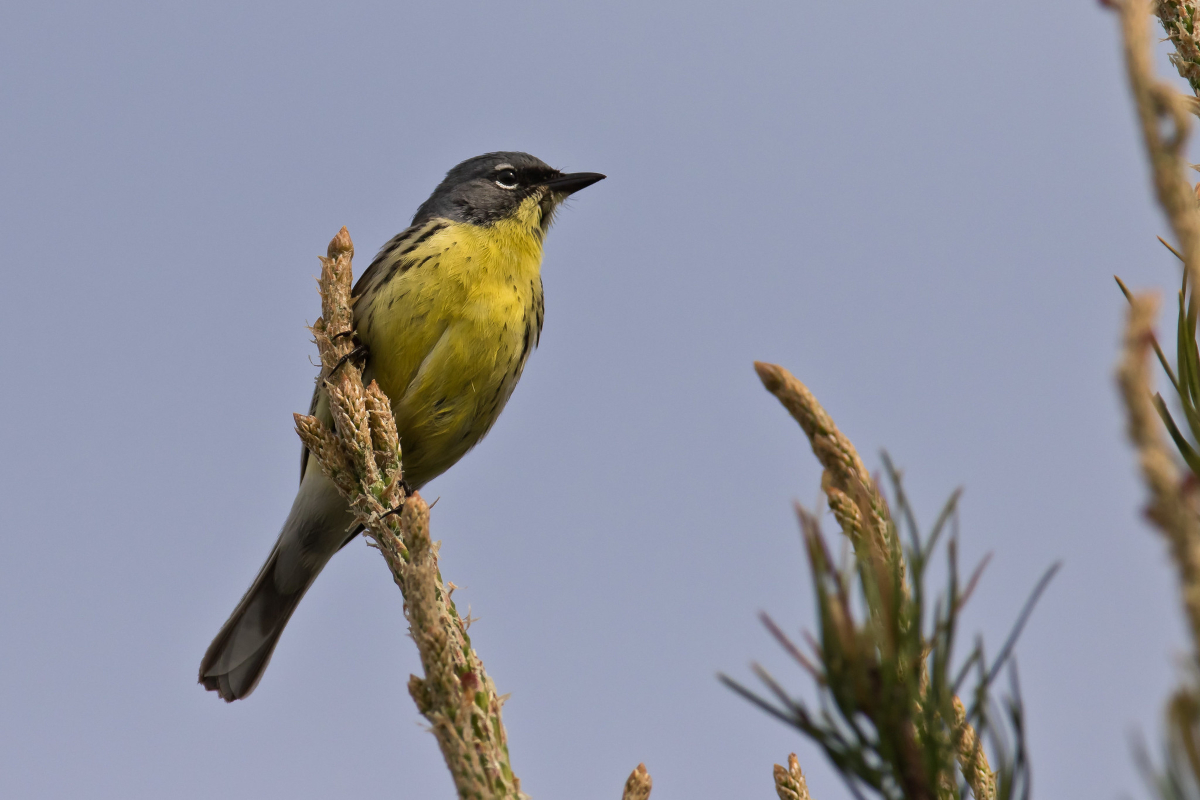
[200,152,604,700]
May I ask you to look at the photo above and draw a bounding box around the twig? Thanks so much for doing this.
[1117,291,1200,664]
[774,753,814,800]
[621,764,653,800]
[1122,0,1200,295]
[755,361,998,798]
[753,362,891,559]
[295,227,650,800]
[1154,0,1200,97]
[294,228,524,800]
[1119,0,1200,670]
[953,697,995,800]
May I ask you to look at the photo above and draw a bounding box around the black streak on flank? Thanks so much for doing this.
[401,255,435,276]
[533,279,544,346]
[481,379,508,422]
[519,323,532,366]
[398,223,447,256]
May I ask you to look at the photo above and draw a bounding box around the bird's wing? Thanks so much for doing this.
[299,220,444,484]
[352,220,446,299]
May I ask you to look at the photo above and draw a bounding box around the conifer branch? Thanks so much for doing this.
[620,764,653,800]
[1116,0,1200,679]
[732,362,1020,799]
[296,227,523,800]
[1117,290,1200,664]
[1123,0,1200,295]
[294,227,650,800]
[774,753,814,800]
[1155,0,1200,97]
[753,362,998,798]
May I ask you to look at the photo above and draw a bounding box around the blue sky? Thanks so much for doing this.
[0,1,1186,797]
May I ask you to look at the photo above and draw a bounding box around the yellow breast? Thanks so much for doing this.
[353,207,545,488]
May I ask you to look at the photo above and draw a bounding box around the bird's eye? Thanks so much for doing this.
[494,169,519,189]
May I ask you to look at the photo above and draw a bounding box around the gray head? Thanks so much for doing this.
[412,151,604,232]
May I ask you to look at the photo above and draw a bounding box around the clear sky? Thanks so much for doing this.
[0,1,1187,798]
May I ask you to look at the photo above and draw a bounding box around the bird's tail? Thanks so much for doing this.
[200,455,354,701]
[198,543,315,702]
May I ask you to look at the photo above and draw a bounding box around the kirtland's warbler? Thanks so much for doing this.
[200,152,604,701]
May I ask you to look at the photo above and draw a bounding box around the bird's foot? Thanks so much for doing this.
[379,482,413,520]
[325,343,369,380]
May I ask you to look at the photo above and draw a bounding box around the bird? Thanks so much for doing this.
[199,152,605,701]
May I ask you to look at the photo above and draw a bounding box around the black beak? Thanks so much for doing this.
[541,172,606,195]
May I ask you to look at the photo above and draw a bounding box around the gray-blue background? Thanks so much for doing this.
[0,1,1183,797]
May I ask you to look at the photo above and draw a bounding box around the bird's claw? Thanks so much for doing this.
[325,343,369,381]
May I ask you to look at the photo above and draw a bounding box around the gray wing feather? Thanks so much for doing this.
[300,219,437,486]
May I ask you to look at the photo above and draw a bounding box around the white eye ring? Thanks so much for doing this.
[494,165,519,189]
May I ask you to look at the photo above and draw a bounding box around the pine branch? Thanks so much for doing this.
[774,753,815,800]
[1123,0,1200,295]
[1155,0,1200,97]
[295,227,651,800]
[296,227,522,799]
[753,362,998,799]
